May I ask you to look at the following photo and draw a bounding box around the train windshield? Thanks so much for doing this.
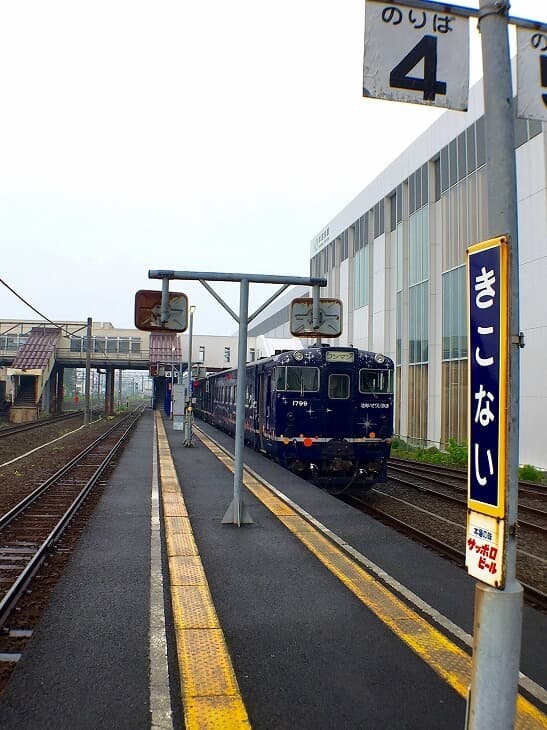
[359,369,393,394]
[328,374,350,399]
[275,366,319,392]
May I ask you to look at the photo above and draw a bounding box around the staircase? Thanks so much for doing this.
[14,377,37,406]
[8,327,61,423]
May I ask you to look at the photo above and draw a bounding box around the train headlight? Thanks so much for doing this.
[293,351,304,361]
[374,353,385,364]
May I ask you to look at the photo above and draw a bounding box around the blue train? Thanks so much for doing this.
[193,344,394,492]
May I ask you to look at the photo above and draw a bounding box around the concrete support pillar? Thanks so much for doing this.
[105,368,115,416]
[56,367,64,414]
[46,372,55,414]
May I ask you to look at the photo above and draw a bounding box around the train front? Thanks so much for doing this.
[273,346,394,490]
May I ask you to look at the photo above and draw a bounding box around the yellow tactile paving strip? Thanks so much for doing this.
[195,428,547,730]
[156,414,251,729]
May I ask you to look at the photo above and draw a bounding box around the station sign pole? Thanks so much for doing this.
[84,317,92,426]
[466,4,523,727]
[362,1,547,725]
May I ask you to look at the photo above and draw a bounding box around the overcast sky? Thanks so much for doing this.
[1,0,545,335]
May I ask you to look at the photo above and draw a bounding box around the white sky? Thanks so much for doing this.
[0,0,545,335]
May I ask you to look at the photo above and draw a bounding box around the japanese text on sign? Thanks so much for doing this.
[466,511,505,588]
[517,29,547,122]
[363,1,469,110]
[467,237,509,519]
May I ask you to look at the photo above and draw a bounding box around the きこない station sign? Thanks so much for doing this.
[466,236,510,588]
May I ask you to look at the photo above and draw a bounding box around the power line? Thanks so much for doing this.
[0,276,111,360]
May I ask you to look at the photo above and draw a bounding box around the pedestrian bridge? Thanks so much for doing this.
[0,319,304,423]
[0,320,181,422]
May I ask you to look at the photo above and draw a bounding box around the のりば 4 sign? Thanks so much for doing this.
[363,1,470,111]
[465,236,509,588]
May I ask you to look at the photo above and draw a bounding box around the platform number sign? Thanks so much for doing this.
[363,1,469,111]
[517,29,547,122]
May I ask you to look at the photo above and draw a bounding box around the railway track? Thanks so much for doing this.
[0,411,83,439]
[341,478,547,612]
[0,408,144,634]
[388,456,546,498]
[386,469,547,535]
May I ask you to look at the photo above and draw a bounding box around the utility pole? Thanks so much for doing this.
[84,317,92,425]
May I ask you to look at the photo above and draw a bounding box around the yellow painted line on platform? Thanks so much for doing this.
[195,429,547,729]
[156,414,251,730]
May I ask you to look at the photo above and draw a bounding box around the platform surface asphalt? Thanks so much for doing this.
[0,407,545,729]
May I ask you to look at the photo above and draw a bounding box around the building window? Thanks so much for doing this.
[374,200,385,238]
[409,163,429,213]
[70,337,83,353]
[396,184,403,224]
[340,229,349,261]
[441,265,468,447]
[409,282,428,364]
[409,207,429,286]
[389,192,397,231]
[93,337,106,354]
[224,347,230,363]
[199,346,205,362]
[249,348,256,362]
[394,366,401,436]
[442,266,467,360]
[407,364,428,444]
[353,243,369,309]
[441,360,468,447]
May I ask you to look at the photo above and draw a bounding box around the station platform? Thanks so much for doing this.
[0,408,545,729]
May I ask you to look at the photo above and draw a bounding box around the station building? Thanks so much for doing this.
[249,79,547,469]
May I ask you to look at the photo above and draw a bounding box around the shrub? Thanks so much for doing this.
[447,439,468,466]
[519,464,543,483]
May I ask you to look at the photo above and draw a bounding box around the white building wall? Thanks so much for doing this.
[247,76,546,469]
[516,131,547,468]
[384,232,397,363]
[352,307,369,351]
[339,259,350,346]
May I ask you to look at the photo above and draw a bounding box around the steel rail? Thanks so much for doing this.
[386,472,547,534]
[0,412,82,439]
[389,456,547,497]
[344,493,547,612]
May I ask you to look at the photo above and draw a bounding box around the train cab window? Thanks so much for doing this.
[359,369,393,394]
[275,366,319,392]
[328,374,350,399]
